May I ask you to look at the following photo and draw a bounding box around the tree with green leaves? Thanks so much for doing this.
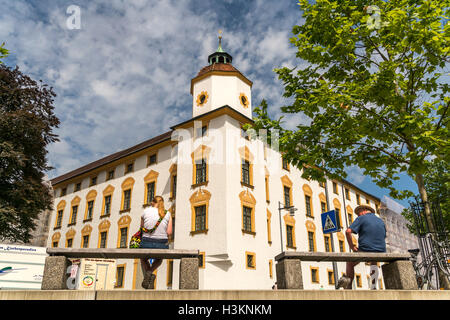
[249,0,449,233]
[0,64,60,243]
[0,42,8,63]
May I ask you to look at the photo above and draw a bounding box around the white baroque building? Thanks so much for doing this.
[47,41,386,290]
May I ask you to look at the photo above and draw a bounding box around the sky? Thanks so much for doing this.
[0,0,419,208]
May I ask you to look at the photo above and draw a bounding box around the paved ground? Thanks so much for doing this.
[0,289,449,300]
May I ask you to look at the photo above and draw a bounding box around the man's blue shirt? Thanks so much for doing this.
[349,213,386,252]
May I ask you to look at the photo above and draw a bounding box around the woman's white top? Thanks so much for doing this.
[141,207,170,240]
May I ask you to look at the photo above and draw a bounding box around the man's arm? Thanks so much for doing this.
[346,228,358,252]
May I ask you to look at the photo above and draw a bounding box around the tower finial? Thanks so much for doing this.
[217,29,224,53]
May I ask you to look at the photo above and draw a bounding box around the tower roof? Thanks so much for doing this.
[207,31,233,65]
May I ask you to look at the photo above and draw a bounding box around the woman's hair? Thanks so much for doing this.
[152,196,166,218]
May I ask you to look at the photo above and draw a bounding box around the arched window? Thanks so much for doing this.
[101,185,115,217]
[190,189,211,235]
[303,184,314,218]
[98,219,111,248]
[120,177,135,213]
[144,170,159,207]
[305,221,316,252]
[117,215,132,248]
[239,190,256,235]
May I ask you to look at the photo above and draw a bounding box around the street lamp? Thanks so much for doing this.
[278,201,297,253]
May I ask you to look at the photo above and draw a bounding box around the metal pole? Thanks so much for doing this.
[322,165,339,289]
[278,201,284,253]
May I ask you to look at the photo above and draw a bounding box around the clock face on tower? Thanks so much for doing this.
[196,91,208,107]
[239,93,249,108]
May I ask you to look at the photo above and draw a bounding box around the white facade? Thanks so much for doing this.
[47,49,386,291]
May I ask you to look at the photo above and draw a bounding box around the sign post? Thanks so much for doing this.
[321,209,340,288]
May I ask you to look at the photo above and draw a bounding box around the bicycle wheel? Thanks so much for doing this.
[425,258,445,290]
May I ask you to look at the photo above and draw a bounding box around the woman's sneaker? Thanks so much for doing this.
[337,275,352,289]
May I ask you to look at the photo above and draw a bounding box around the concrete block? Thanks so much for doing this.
[276,259,303,289]
[382,260,418,290]
[41,256,70,290]
[179,257,199,290]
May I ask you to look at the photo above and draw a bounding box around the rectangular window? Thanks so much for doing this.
[284,186,291,207]
[333,182,338,194]
[125,163,134,174]
[52,241,58,248]
[119,227,128,248]
[282,157,289,170]
[107,170,115,181]
[246,253,256,269]
[336,208,342,228]
[61,188,67,196]
[86,201,94,220]
[75,183,81,192]
[100,231,107,248]
[348,212,353,224]
[115,266,125,288]
[305,195,312,217]
[148,154,157,166]
[339,240,345,253]
[70,205,78,225]
[56,210,63,228]
[146,182,155,204]
[321,202,327,213]
[328,270,335,285]
[242,160,250,185]
[123,189,131,210]
[195,159,207,184]
[90,176,97,186]
[311,268,319,283]
[172,175,177,199]
[286,225,294,248]
[82,235,89,248]
[66,238,73,248]
[324,235,331,252]
[198,252,205,268]
[243,206,252,232]
[356,194,361,205]
[366,199,370,205]
[345,188,350,200]
[195,205,207,231]
[104,195,111,215]
[308,231,315,252]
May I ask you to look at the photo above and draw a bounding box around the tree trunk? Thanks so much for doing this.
[415,173,435,233]
[415,174,450,289]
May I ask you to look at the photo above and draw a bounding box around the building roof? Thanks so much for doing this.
[196,62,239,77]
[50,131,172,186]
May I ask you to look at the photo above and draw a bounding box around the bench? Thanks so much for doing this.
[275,251,418,290]
[41,248,199,290]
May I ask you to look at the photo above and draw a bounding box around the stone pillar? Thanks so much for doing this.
[179,257,199,290]
[382,260,418,290]
[276,259,303,289]
[41,256,70,290]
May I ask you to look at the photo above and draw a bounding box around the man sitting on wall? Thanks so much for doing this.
[337,205,386,289]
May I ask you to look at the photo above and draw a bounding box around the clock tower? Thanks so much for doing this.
[190,33,253,119]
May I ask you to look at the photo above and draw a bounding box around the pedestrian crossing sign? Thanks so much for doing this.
[321,210,339,234]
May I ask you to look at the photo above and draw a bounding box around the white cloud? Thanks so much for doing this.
[1,0,306,178]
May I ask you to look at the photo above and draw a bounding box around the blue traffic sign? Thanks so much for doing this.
[321,210,339,234]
